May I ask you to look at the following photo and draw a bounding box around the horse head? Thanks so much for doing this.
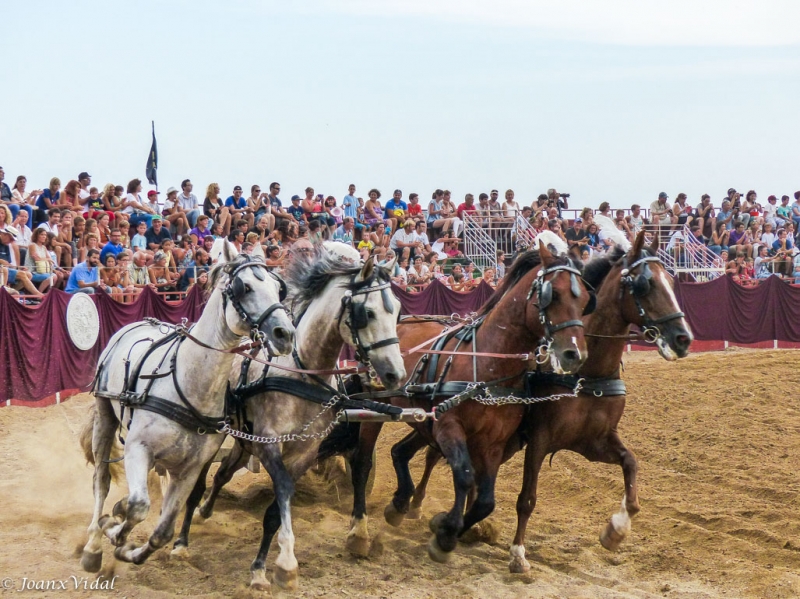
[342,257,407,389]
[213,239,295,356]
[615,230,693,360]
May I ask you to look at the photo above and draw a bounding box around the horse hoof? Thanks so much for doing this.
[273,565,298,591]
[429,512,447,534]
[509,557,531,574]
[98,514,114,530]
[346,532,371,557]
[80,550,103,573]
[198,504,213,520]
[250,569,271,591]
[600,522,626,551]
[113,542,137,563]
[112,497,128,519]
[383,503,406,528]
[170,545,188,559]
[406,507,422,520]
[461,520,500,545]
[427,535,451,563]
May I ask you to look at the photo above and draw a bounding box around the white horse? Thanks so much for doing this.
[172,247,407,591]
[80,240,295,572]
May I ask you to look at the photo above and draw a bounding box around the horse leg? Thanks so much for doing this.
[346,422,383,557]
[104,441,154,549]
[171,460,212,555]
[509,437,549,573]
[384,430,429,527]
[114,461,207,565]
[408,445,441,519]
[81,399,117,573]
[598,432,640,551]
[249,443,297,591]
[428,427,473,563]
[459,448,502,545]
[198,441,248,519]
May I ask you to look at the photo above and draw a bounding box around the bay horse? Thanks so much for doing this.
[339,235,592,562]
[393,227,694,572]
[173,248,406,591]
[80,240,295,572]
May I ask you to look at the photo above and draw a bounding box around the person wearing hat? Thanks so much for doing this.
[145,214,172,252]
[390,219,419,261]
[162,186,190,239]
[650,192,674,228]
[0,226,44,297]
[565,216,588,257]
[287,195,305,223]
[225,185,254,229]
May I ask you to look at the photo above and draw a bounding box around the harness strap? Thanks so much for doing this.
[547,319,585,334]
[525,371,627,397]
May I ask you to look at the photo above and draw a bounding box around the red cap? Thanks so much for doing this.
[147,190,160,197]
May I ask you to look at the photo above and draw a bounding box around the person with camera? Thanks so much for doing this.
[753,245,782,280]
[546,188,569,217]
[716,199,736,231]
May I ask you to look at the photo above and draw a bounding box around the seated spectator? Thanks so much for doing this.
[100,254,125,301]
[754,245,781,280]
[248,215,272,246]
[792,191,800,229]
[464,262,481,289]
[413,221,432,253]
[99,228,124,265]
[482,267,497,288]
[287,195,306,223]
[35,178,61,224]
[145,216,172,252]
[225,185,254,229]
[178,249,210,291]
[25,227,63,293]
[565,217,588,257]
[128,251,154,291]
[0,226,43,298]
[776,195,792,228]
[447,263,469,292]
[96,212,112,244]
[585,223,601,253]
[130,220,153,259]
[772,229,794,276]
[725,252,749,284]
[390,220,419,261]
[407,255,431,290]
[626,204,647,236]
[189,214,213,243]
[708,222,730,256]
[332,217,356,246]
[265,245,286,269]
[456,193,478,221]
[65,249,108,294]
[203,182,231,236]
[384,189,408,233]
[12,209,33,264]
[117,219,131,249]
[9,175,39,223]
[101,184,128,225]
[79,233,101,264]
[760,222,777,250]
[496,250,506,278]
[728,221,753,259]
[114,251,138,302]
[407,193,424,223]
[163,186,190,239]
[650,192,674,229]
[149,250,179,293]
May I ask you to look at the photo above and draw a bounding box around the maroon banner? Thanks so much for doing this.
[391,279,495,316]
[0,287,205,403]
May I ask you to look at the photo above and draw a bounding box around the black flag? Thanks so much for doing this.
[145,121,158,187]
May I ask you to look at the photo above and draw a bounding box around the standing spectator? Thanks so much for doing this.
[162,186,190,239]
[35,177,62,224]
[763,195,779,228]
[342,184,359,221]
[178,179,202,227]
[225,185,253,229]
[501,189,520,225]
[145,216,172,252]
[65,249,107,294]
[9,175,39,223]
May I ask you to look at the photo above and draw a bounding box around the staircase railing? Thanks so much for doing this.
[463,212,497,272]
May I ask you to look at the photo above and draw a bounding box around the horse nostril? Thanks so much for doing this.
[562,349,580,363]
[676,334,691,349]
[383,372,399,385]
[273,327,288,340]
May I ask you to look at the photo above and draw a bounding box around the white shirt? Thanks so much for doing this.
[763,202,778,220]
[178,192,199,211]
[124,193,143,215]
[15,224,33,248]
[390,229,417,250]
[40,222,59,235]
[760,232,777,247]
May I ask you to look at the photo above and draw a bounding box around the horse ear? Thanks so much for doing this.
[356,255,375,282]
[648,227,660,255]
[631,229,646,258]
[539,239,554,266]
[382,255,397,276]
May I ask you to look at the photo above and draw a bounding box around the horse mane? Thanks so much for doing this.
[285,247,389,314]
[206,252,257,291]
[478,249,576,316]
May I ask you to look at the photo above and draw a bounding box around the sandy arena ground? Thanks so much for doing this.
[2,349,800,598]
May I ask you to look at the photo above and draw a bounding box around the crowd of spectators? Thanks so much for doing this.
[2,167,798,302]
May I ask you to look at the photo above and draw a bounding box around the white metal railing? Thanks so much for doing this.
[463,212,497,271]
[641,223,724,281]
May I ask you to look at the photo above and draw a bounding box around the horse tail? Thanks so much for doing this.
[317,421,361,461]
[79,403,124,482]
[548,451,559,468]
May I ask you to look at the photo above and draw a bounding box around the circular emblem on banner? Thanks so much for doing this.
[66,293,100,351]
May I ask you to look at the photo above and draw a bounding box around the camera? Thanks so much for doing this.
[559,193,570,199]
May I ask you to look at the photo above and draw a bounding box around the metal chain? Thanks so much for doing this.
[473,378,583,406]
[220,396,343,445]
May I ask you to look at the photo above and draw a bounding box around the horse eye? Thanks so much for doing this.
[244,284,252,293]
[366,310,376,320]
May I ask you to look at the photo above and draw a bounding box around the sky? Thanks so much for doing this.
[2,0,799,210]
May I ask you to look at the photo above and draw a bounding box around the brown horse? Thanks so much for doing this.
[341,241,592,561]
[392,231,694,572]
